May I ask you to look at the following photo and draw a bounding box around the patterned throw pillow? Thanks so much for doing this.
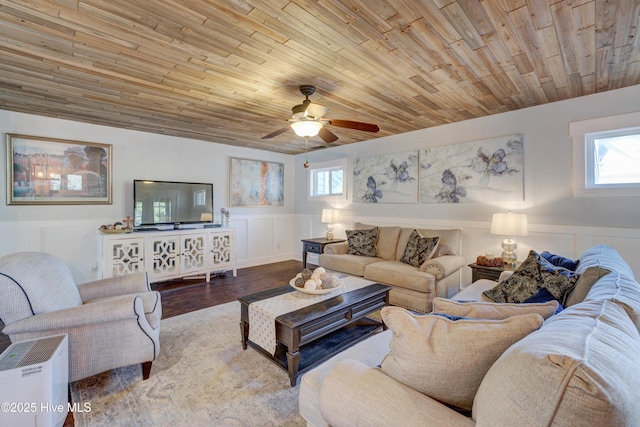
[346,227,379,257]
[483,250,580,304]
[400,229,440,267]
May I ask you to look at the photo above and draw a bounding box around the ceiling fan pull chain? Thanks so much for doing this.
[304,137,310,168]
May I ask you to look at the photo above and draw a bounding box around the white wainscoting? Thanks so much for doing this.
[0,214,296,284]
[2,214,638,286]
[293,215,640,287]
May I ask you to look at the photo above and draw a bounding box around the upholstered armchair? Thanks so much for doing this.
[0,251,161,382]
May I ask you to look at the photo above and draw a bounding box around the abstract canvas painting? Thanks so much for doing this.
[353,150,419,203]
[229,158,284,206]
[419,134,524,203]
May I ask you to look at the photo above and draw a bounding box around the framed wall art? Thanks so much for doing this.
[229,157,284,206]
[419,134,524,203]
[6,134,112,205]
[352,150,419,203]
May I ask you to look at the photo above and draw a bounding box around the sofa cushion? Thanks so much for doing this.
[399,230,439,267]
[576,244,634,279]
[483,250,579,304]
[364,261,436,293]
[432,297,560,320]
[473,300,640,426]
[380,306,543,411]
[582,270,640,330]
[346,228,379,257]
[318,253,381,277]
[299,330,393,427]
[355,223,401,260]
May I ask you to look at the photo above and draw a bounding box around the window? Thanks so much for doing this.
[570,112,640,197]
[194,189,206,206]
[586,129,640,187]
[308,159,347,200]
[153,198,172,223]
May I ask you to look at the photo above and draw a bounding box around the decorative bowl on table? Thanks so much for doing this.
[289,278,341,294]
[100,228,129,234]
[289,267,342,294]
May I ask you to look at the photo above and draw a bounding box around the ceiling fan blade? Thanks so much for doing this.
[305,102,329,119]
[261,126,290,139]
[327,119,380,133]
[318,126,339,143]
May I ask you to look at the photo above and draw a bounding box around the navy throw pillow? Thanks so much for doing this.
[523,288,564,314]
[540,251,579,271]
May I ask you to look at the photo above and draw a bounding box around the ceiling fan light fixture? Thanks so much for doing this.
[291,120,323,137]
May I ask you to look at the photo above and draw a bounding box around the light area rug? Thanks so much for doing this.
[70,301,305,426]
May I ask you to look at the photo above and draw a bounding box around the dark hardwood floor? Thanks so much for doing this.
[0,259,307,427]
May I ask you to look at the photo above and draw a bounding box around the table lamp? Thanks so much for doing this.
[490,212,528,265]
[321,208,337,240]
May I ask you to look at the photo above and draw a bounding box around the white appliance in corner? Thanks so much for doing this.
[0,334,69,427]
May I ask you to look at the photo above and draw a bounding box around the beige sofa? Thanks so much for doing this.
[318,223,466,312]
[300,245,640,426]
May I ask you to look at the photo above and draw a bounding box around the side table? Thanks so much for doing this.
[301,238,346,268]
[468,262,519,282]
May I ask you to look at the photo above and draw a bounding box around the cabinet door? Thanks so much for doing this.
[180,233,207,275]
[146,234,180,280]
[105,237,145,277]
[209,230,234,269]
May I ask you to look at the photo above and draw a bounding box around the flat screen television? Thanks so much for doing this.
[133,180,214,227]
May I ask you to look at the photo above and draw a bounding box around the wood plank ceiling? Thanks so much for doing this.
[0,1,638,155]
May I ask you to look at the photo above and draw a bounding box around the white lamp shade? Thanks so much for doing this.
[490,212,528,237]
[291,120,323,137]
[321,208,337,223]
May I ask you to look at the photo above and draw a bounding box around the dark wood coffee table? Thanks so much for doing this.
[239,282,391,386]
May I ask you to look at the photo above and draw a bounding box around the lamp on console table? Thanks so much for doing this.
[321,208,338,240]
[490,212,528,266]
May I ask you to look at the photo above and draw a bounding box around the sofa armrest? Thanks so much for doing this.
[77,272,150,301]
[3,293,146,335]
[421,255,466,279]
[324,241,348,255]
[319,359,475,427]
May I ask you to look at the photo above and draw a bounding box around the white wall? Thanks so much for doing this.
[0,113,296,282]
[294,85,640,280]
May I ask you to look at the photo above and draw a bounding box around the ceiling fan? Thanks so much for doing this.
[261,85,380,143]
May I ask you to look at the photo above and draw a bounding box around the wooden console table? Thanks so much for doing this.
[99,227,236,283]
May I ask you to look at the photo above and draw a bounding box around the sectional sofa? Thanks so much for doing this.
[318,223,466,312]
[300,244,640,426]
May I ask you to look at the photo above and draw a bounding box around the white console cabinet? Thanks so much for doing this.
[99,228,237,282]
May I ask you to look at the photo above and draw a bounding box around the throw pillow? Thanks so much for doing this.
[432,297,560,320]
[346,227,379,257]
[380,306,543,411]
[355,222,401,260]
[483,250,580,304]
[523,288,564,315]
[540,251,580,271]
[563,266,610,307]
[399,229,439,267]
